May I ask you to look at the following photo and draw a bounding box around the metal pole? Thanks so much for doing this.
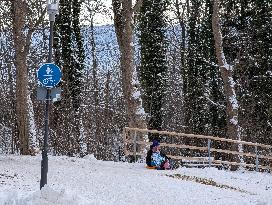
[40,19,54,190]
[48,20,54,63]
[255,146,259,172]
[208,139,212,168]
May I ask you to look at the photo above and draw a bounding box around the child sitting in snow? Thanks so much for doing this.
[146,140,171,170]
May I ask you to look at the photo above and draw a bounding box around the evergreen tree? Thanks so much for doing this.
[241,0,272,144]
[183,0,210,135]
[52,0,85,155]
[181,0,227,159]
[55,0,84,110]
[139,0,169,134]
[221,0,272,146]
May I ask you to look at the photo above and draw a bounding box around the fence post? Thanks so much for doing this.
[255,146,259,172]
[133,131,137,162]
[208,139,212,168]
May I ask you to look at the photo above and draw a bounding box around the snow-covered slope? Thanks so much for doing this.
[0,155,271,205]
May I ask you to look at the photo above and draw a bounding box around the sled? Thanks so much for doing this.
[146,166,156,169]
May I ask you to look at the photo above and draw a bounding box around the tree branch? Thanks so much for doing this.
[25,7,46,53]
[132,0,142,14]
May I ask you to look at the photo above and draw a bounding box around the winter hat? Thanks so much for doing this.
[151,140,160,148]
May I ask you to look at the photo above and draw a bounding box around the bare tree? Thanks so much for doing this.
[82,0,110,158]
[212,0,243,166]
[112,0,145,129]
[11,0,45,154]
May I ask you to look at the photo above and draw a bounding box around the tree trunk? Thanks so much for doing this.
[90,17,102,158]
[12,0,29,155]
[112,0,145,129]
[11,0,45,155]
[212,0,242,168]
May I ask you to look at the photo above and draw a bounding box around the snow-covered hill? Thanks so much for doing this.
[0,155,271,205]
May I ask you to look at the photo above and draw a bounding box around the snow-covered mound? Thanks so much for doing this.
[0,155,271,205]
[0,186,82,205]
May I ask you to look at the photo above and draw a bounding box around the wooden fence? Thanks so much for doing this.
[123,127,272,171]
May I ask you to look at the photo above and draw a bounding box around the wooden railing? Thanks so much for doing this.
[123,127,272,171]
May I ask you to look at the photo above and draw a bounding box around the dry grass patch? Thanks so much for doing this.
[166,174,255,195]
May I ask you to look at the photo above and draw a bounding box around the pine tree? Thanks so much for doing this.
[221,0,272,146]
[52,0,85,155]
[183,0,210,135]
[139,0,169,134]
[242,0,272,144]
[71,0,84,110]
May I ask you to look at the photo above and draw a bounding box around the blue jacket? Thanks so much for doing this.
[146,149,169,168]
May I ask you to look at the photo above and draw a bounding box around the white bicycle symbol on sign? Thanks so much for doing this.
[43,77,54,85]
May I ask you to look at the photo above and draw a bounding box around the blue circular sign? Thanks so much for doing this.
[37,63,62,88]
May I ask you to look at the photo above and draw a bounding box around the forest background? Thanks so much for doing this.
[0,0,271,164]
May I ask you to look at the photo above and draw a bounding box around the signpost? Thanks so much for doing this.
[38,63,62,190]
[39,0,60,190]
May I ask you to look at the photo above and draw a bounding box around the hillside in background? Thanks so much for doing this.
[82,24,119,70]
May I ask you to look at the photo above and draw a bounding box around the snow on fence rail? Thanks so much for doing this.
[123,127,272,171]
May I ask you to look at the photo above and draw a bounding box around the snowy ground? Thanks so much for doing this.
[0,155,271,205]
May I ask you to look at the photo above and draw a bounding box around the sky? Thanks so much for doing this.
[92,0,113,25]
[81,0,182,26]
[44,0,185,26]
[88,0,188,26]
